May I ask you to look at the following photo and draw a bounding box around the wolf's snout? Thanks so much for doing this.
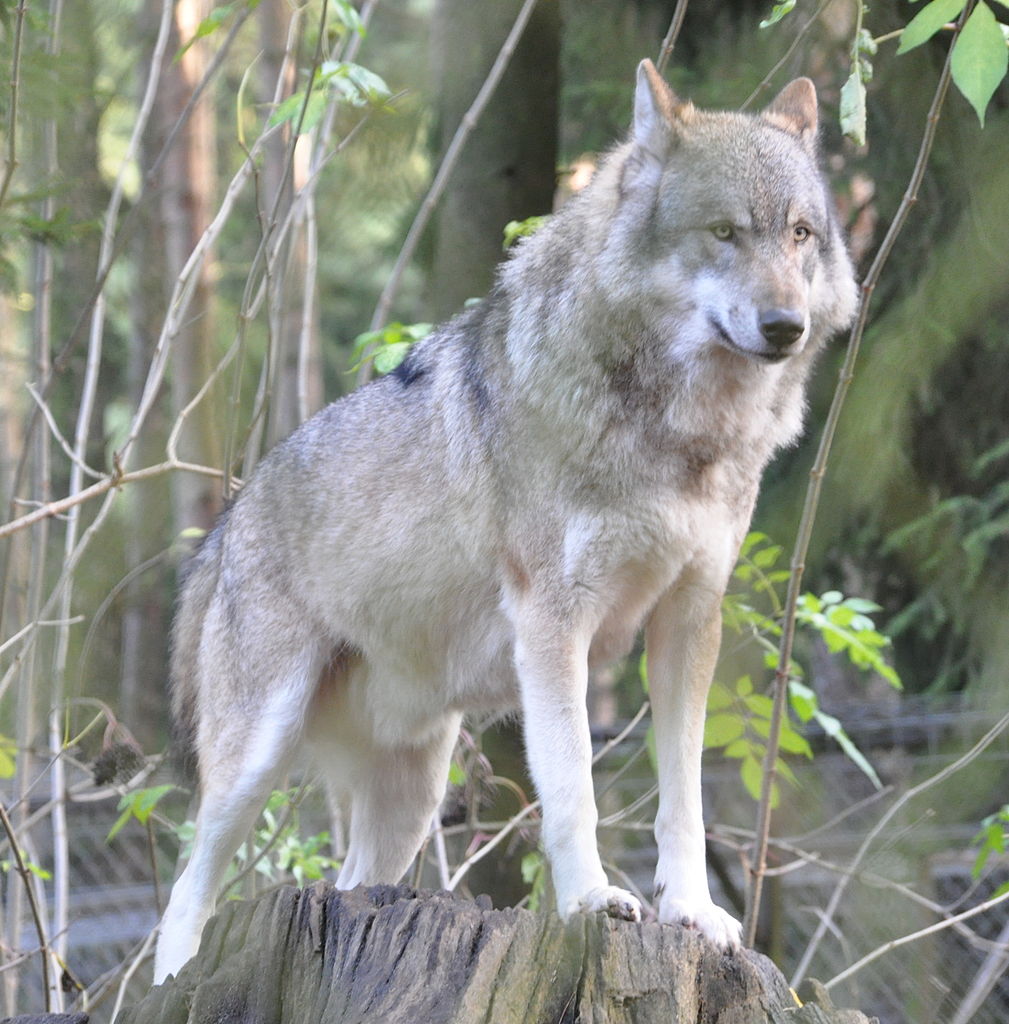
[758,308,806,350]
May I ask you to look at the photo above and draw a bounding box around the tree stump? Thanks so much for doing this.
[115,885,876,1023]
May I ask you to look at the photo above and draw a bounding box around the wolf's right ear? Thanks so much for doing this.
[632,59,690,165]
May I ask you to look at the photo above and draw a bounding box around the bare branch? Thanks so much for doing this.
[0,801,52,1009]
[655,0,690,75]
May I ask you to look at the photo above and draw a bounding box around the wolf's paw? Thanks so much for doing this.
[574,885,642,922]
[657,894,742,950]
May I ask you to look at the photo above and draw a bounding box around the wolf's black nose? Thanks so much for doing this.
[759,309,806,349]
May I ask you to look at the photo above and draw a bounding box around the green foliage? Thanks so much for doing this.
[795,592,902,690]
[971,805,1009,895]
[0,734,16,778]
[762,0,1009,135]
[898,0,1009,126]
[242,790,339,888]
[169,789,339,893]
[175,1,264,63]
[717,532,900,796]
[0,857,52,881]
[350,321,432,375]
[521,849,547,911]
[884,438,1009,646]
[502,216,549,249]
[269,61,393,132]
[705,675,811,807]
[107,784,178,841]
[759,1,797,30]
[840,29,877,146]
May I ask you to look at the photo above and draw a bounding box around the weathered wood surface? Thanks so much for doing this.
[115,885,876,1024]
[0,1016,90,1024]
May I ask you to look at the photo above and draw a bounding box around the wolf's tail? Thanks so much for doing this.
[169,517,226,782]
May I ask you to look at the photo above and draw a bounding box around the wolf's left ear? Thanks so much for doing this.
[633,59,691,162]
[763,78,818,154]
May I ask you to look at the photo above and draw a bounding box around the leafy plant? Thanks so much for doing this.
[502,215,549,249]
[761,0,1009,137]
[715,532,901,797]
[704,675,812,807]
[350,321,432,375]
[971,804,1009,895]
[521,850,547,911]
[107,784,178,842]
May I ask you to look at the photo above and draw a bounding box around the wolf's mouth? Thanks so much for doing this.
[709,318,790,364]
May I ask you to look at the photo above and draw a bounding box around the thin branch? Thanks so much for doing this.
[744,8,965,949]
[655,0,690,75]
[740,0,835,110]
[362,0,541,373]
[0,802,52,1009]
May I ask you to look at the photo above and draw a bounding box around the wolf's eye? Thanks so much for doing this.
[711,223,735,242]
[793,224,812,243]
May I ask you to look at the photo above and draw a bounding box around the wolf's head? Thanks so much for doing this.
[605,60,858,370]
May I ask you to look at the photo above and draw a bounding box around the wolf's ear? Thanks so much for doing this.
[763,78,818,153]
[633,59,691,162]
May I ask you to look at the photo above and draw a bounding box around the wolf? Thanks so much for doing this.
[153,59,857,983]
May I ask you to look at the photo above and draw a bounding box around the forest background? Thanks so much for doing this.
[1,0,1008,1021]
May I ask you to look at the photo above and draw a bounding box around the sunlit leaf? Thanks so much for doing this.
[951,2,1009,126]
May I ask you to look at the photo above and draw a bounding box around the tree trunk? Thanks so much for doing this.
[116,885,877,1023]
[427,0,560,320]
[161,0,221,534]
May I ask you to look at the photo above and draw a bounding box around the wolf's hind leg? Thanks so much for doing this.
[154,650,320,983]
[333,713,462,889]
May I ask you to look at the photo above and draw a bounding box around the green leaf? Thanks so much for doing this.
[175,3,236,62]
[788,680,818,723]
[704,713,747,748]
[0,735,16,778]
[760,0,796,29]
[448,761,467,786]
[740,755,778,806]
[707,681,735,712]
[897,0,968,54]
[951,2,1009,126]
[108,784,177,840]
[839,70,867,146]
[503,216,549,249]
[373,341,412,375]
[815,710,883,789]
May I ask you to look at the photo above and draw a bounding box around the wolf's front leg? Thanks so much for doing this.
[514,611,641,923]
[645,582,742,949]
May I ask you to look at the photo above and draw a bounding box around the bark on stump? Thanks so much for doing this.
[116,885,875,1023]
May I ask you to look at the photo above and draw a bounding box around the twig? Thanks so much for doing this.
[108,927,157,1023]
[655,0,690,75]
[0,802,52,1010]
[741,0,836,110]
[362,0,541,372]
[744,8,966,949]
